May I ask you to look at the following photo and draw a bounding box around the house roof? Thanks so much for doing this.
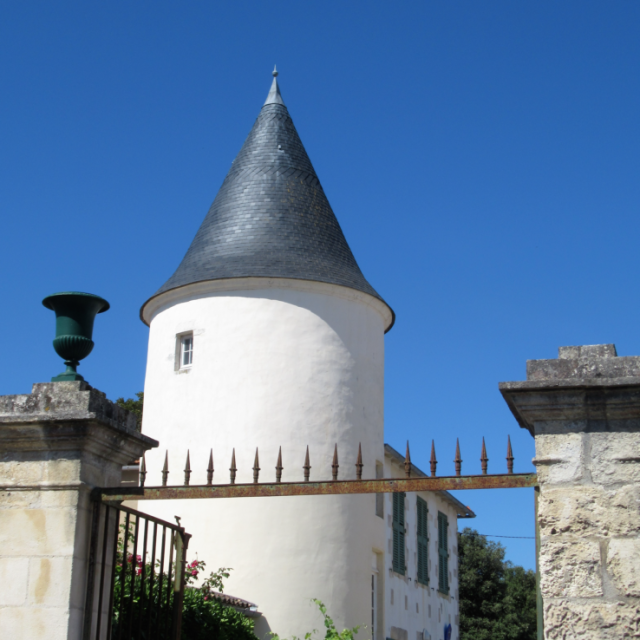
[384,444,476,518]
[209,591,259,611]
[143,70,393,330]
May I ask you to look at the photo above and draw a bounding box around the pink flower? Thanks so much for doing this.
[191,570,198,576]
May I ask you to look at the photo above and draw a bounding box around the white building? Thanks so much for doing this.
[139,70,474,640]
[381,445,473,640]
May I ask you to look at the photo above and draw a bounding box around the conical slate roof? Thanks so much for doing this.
[148,73,390,319]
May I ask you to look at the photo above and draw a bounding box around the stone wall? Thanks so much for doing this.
[501,344,640,639]
[0,381,156,640]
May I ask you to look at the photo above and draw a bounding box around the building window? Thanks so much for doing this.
[392,492,406,575]
[177,333,193,369]
[438,511,449,594]
[417,497,428,585]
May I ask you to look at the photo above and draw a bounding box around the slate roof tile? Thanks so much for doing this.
[148,81,390,314]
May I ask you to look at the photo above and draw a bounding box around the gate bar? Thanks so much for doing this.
[99,472,537,503]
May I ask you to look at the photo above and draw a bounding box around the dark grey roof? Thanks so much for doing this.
[146,77,392,322]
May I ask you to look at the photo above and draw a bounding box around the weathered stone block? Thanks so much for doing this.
[527,343,640,381]
[0,557,28,605]
[559,344,618,360]
[0,507,77,556]
[607,538,640,597]
[543,599,640,639]
[539,485,640,537]
[534,433,583,484]
[590,432,640,486]
[540,539,603,598]
[40,489,80,508]
[42,458,81,484]
[0,460,43,485]
[0,488,40,508]
[27,556,73,606]
[0,606,69,640]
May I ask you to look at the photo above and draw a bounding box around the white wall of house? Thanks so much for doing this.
[383,452,464,640]
[140,277,391,639]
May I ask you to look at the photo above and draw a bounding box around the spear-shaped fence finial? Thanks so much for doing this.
[276,446,283,483]
[430,440,437,477]
[230,449,237,485]
[480,438,488,475]
[184,450,192,486]
[162,451,169,487]
[207,449,214,486]
[405,441,412,478]
[332,444,339,481]
[140,454,147,487]
[303,446,311,482]
[455,439,462,477]
[506,435,514,474]
[253,448,261,484]
[355,443,363,480]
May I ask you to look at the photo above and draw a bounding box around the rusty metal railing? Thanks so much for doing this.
[83,500,191,640]
[99,436,536,503]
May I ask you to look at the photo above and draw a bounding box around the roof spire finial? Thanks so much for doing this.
[264,66,285,106]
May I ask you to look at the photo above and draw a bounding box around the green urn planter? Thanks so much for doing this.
[42,292,110,382]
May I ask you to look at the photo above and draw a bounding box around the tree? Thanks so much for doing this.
[116,392,144,431]
[458,528,536,640]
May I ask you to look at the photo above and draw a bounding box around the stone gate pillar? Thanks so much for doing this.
[500,344,640,639]
[0,381,157,640]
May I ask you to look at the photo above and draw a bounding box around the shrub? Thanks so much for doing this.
[111,526,258,640]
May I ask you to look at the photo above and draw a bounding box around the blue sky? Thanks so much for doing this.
[2,1,639,570]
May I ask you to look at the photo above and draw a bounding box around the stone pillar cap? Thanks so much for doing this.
[0,381,157,467]
[499,344,640,436]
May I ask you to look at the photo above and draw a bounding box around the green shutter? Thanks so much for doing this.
[417,497,429,585]
[438,512,449,594]
[392,492,405,575]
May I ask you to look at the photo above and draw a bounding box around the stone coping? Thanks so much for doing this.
[500,377,640,391]
[0,381,157,466]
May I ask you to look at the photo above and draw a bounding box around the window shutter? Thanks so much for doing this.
[438,512,449,594]
[392,492,406,575]
[417,497,428,585]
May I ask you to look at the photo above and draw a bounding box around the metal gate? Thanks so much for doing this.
[83,498,191,640]
[92,438,538,639]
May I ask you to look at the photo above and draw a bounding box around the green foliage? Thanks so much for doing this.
[181,584,258,640]
[181,562,256,640]
[269,600,361,640]
[458,528,537,640]
[503,565,537,638]
[116,392,144,430]
[112,523,257,640]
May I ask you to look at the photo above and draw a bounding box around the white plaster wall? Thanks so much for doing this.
[141,280,389,638]
[383,458,460,640]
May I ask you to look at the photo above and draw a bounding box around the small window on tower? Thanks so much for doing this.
[176,333,194,370]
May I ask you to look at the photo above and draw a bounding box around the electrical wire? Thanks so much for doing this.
[477,534,535,539]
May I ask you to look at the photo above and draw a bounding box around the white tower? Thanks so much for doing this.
[140,71,394,638]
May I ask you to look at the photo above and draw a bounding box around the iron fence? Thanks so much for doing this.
[83,499,191,640]
[101,437,536,503]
